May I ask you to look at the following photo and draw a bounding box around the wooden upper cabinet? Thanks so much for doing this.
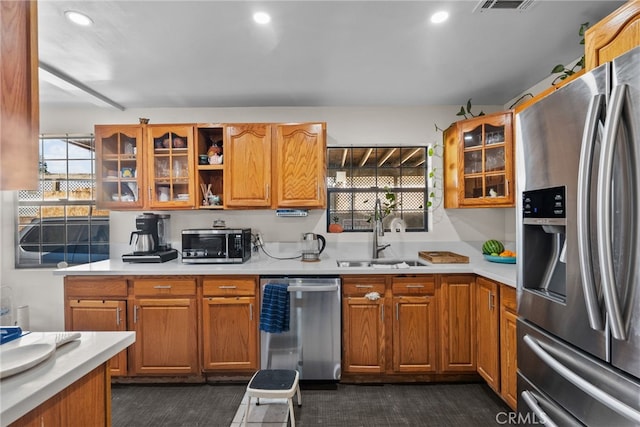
[224,124,272,207]
[0,0,39,191]
[444,111,514,208]
[273,123,327,208]
[585,0,640,71]
[146,125,196,209]
[95,125,146,210]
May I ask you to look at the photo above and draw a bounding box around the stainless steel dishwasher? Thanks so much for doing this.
[259,276,341,381]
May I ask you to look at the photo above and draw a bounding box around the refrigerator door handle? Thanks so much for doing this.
[577,93,606,331]
[520,391,558,427]
[597,83,628,341]
[523,334,640,423]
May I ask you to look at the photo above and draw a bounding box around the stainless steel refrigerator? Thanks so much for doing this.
[516,46,640,426]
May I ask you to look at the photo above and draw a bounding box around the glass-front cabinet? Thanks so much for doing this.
[95,125,145,209]
[444,111,514,208]
[146,125,196,209]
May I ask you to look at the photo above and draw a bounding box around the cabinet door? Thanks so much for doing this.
[67,299,128,376]
[273,123,326,208]
[500,286,518,410]
[131,297,198,375]
[95,125,145,209]
[445,111,514,208]
[146,125,196,208]
[438,275,477,372]
[585,1,640,70]
[342,296,386,373]
[224,124,272,207]
[392,295,436,373]
[0,0,39,191]
[202,296,257,371]
[476,277,500,391]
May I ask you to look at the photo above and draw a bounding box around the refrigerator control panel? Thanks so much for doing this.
[522,186,566,220]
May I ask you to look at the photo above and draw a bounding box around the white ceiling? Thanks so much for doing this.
[37,0,625,110]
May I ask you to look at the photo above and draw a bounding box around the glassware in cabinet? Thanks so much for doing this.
[95,125,144,209]
[146,125,196,208]
[444,111,514,208]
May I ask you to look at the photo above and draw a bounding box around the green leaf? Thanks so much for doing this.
[478,110,485,116]
[427,201,432,208]
[429,191,435,198]
[428,147,434,156]
[429,171,434,178]
[466,98,473,113]
[456,107,466,116]
[551,64,566,74]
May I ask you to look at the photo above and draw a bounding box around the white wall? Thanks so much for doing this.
[1,104,515,331]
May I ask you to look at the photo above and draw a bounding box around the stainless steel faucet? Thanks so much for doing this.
[372,198,390,258]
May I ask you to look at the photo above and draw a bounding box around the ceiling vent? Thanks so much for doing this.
[474,0,535,12]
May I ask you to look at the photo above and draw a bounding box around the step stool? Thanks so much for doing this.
[244,369,301,427]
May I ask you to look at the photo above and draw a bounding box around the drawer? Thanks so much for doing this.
[203,277,256,296]
[64,276,128,298]
[342,278,386,297]
[133,279,196,296]
[501,284,517,312]
[392,276,435,295]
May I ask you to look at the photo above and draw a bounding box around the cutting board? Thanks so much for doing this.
[418,251,469,264]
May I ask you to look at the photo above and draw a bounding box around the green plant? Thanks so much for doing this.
[550,22,589,86]
[456,98,485,120]
[364,187,401,222]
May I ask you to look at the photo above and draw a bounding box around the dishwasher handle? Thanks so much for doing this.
[287,284,339,292]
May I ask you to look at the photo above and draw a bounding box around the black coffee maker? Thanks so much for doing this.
[131,213,158,254]
[122,213,178,263]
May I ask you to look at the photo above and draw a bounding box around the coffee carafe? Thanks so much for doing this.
[301,232,326,262]
[130,213,159,254]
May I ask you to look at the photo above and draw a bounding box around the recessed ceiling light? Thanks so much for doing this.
[64,10,94,26]
[253,12,271,25]
[430,11,449,24]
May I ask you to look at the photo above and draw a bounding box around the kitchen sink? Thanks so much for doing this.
[336,259,429,268]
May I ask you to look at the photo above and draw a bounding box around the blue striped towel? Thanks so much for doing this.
[260,283,290,333]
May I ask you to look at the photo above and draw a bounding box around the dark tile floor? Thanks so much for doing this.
[112,382,512,426]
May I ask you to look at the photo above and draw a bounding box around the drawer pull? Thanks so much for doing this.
[250,303,254,321]
[134,305,139,323]
[405,285,425,288]
[116,307,121,326]
[153,285,172,289]
[355,285,374,288]
[218,285,237,289]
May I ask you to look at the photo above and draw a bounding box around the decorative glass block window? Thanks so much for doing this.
[15,135,110,267]
[326,146,428,232]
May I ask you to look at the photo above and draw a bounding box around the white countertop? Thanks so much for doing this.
[0,331,135,426]
[54,241,516,287]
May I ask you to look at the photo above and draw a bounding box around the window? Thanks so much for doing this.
[326,146,428,232]
[15,135,110,267]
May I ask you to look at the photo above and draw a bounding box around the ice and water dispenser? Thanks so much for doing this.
[522,186,568,302]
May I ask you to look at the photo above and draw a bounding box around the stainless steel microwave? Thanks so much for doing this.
[181,228,251,264]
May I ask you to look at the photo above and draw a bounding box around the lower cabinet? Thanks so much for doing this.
[131,278,198,375]
[476,277,500,392]
[202,276,258,371]
[392,276,437,373]
[437,275,476,373]
[342,275,437,376]
[500,285,518,410]
[64,277,128,377]
[342,276,387,374]
[10,364,109,427]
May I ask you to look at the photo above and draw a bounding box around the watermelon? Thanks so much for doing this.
[482,240,504,255]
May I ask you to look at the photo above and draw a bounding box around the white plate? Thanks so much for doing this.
[0,342,55,379]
